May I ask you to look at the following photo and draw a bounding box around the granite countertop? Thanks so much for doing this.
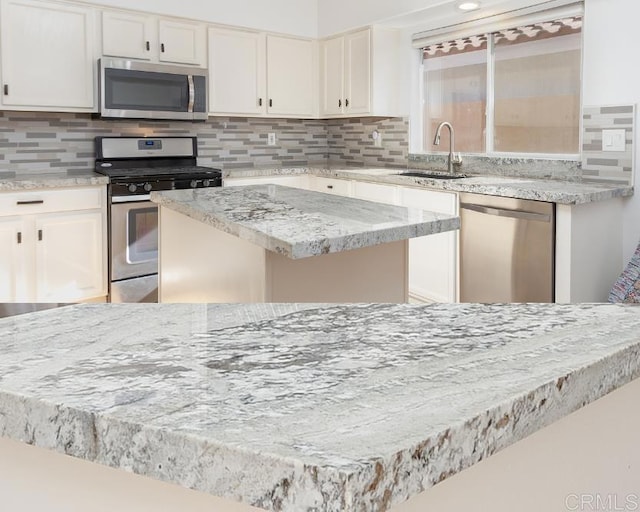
[1,303,640,512]
[150,185,459,259]
[0,170,109,191]
[223,167,634,206]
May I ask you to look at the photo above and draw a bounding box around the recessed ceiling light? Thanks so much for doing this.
[456,1,481,11]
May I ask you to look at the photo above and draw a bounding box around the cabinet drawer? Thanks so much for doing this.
[0,187,104,217]
[311,177,352,196]
[400,187,457,215]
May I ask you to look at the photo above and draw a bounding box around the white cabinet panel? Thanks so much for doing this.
[318,26,403,118]
[320,36,344,116]
[102,10,154,61]
[101,10,205,66]
[352,180,398,204]
[0,186,106,303]
[0,217,27,301]
[400,187,458,303]
[309,176,352,196]
[266,35,316,117]
[0,0,95,109]
[35,210,104,302]
[344,29,371,115]
[158,19,206,66]
[208,28,265,115]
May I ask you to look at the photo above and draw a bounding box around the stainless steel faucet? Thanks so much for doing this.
[433,121,462,174]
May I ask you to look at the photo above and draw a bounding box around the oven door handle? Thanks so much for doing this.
[111,194,152,204]
[187,75,195,113]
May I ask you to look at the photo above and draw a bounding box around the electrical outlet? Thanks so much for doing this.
[372,130,382,147]
[267,132,276,146]
[602,129,626,152]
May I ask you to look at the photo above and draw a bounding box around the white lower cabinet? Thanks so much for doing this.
[0,187,107,302]
[400,187,458,303]
[352,180,399,204]
[309,176,352,196]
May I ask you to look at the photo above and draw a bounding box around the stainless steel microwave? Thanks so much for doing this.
[98,58,208,121]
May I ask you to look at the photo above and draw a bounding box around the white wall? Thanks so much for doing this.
[583,0,640,266]
[85,0,319,38]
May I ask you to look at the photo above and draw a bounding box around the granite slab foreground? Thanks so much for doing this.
[1,303,640,512]
[0,170,108,191]
[151,185,459,259]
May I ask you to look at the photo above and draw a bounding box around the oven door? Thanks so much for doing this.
[110,198,158,282]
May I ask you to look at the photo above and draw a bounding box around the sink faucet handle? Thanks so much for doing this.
[453,152,463,164]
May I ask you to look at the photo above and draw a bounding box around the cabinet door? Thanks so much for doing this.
[0,0,95,109]
[344,29,371,115]
[310,176,352,196]
[266,35,316,117]
[209,28,265,115]
[35,210,105,302]
[102,10,155,61]
[320,36,344,116]
[352,181,398,204]
[400,187,458,303]
[158,19,206,66]
[0,217,27,301]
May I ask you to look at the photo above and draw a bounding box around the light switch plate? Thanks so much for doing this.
[602,129,626,152]
[267,133,276,146]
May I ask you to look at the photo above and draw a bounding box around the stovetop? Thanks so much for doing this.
[95,165,222,180]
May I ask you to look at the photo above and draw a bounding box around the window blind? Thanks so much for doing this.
[412,0,584,49]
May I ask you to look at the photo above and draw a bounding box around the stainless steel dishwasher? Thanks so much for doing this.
[459,192,555,302]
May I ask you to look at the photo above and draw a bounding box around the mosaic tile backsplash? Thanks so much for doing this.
[0,112,409,173]
[582,105,635,186]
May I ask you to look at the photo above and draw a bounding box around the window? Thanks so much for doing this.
[421,16,582,156]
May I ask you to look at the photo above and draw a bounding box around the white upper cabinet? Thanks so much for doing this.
[208,29,317,118]
[158,19,206,66]
[320,36,344,116]
[344,29,371,115]
[102,10,206,67]
[101,10,154,61]
[208,27,265,115]
[266,35,317,117]
[319,26,403,118]
[0,0,95,110]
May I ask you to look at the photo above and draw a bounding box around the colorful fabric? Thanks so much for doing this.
[609,242,640,303]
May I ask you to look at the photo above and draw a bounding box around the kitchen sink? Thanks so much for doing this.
[395,171,466,180]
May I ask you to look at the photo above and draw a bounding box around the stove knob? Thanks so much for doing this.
[128,184,137,193]
[143,183,153,192]
[190,180,199,188]
[203,179,211,187]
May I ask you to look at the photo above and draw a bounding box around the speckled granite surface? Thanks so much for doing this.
[0,170,108,191]
[223,167,633,205]
[151,185,459,259]
[1,303,640,512]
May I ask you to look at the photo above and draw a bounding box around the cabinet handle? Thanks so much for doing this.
[38,229,43,241]
[345,98,349,108]
[146,41,150,51]
[16,200,44,205]
[17,232,22,244]
[338,99,342,108]
[269,99,273,107]
[3,84,7,96]
[327,185,334,189]
[258,98,263,106]
[161,43,165,53]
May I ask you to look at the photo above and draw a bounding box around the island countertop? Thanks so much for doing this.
[1,303,640,512]
[150,184,460,259]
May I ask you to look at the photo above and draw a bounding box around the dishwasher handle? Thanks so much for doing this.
[460,202,552,223]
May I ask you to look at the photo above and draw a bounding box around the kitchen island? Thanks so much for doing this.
[151,185,459,303]
[1,303,640,511]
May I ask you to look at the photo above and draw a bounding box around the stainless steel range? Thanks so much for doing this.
[94,136,222,303]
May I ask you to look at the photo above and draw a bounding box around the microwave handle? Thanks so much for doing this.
[187,75,195,113]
